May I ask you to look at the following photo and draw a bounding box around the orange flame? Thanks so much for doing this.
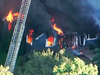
[27,29,34,45]
[52,24,64,36]
[59,38,63,48]
[6,10,19,31]
[6,10,13,23]
[72,46,76,50]
[13,12,19,16]
[48,36,54,46]
[27,36,33,45]
[6,10,19,23]
[8,23,12,31]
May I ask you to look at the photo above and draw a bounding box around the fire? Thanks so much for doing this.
[6,10,13,23]
[6,10,19,23]
[13,12,19,16]
[52,24,64,36]
[48,36,54,46]
[8,23,12,31]
[59,38,63,49]
[27,29,34,45]
[6,10,19,31]
[72,46,76,50]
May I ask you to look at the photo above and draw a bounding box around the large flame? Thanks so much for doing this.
[6,10,13,23]
[27,29,34,45]
[48,36,54,46]
[52,24,64,36]
[6,10,19,23]
[6,10,19,31]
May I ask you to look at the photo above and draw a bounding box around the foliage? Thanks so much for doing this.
[89,44,95,51]
[15,48,98,75]
[92,53,100,66]
[91,48,100,54]
[92,48,100,75]
[53,57,98,75]
[0,65,13,75]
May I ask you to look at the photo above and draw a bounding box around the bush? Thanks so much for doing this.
[89,44,95,51]
[91,48,100,54]
[15,48,98,75]
[53,58,98,75]
[0,65,13,75]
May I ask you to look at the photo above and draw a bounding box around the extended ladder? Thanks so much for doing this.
[5,0,31,72]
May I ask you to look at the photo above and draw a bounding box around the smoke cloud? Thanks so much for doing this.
[41,0,100,35]
[0,0,100,37]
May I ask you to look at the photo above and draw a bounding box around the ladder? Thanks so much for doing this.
[5,0,31,72]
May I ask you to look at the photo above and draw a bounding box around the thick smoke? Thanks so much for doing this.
[27,0,51,37]
[41,0,100,36]
[0,0,51,37]
[0,0,100,37]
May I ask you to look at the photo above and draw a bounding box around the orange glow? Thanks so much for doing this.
[13,12,19,16]
[27,29,34,45]
[48,36,54,46]
[59,38,63,48]
[72,46,76,50]
[52,24,64,36]
[80,52,83,54]
[8,23,12,31]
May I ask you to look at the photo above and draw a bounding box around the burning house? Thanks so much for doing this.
[1,0,100,53]
[26,20,66,51]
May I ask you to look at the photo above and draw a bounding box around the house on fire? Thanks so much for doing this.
[26,29,62,51]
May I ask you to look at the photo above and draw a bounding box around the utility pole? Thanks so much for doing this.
[5,0,31,72]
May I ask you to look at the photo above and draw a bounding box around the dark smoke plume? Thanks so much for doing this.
[0,0,51,37]
[0,0,100,37]
[41,0,100,35]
